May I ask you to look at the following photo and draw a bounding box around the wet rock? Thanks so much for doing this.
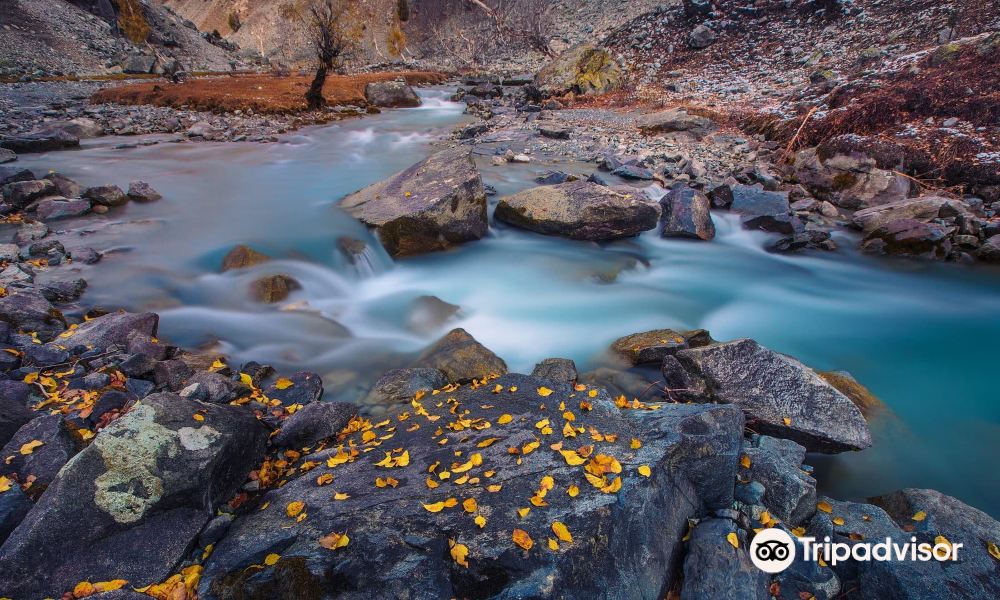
[82,184,128,207]
[181,371,249,404]
[1,179,56,210]
[660,186,716,241]
[59,311,158,351]
[36,118,102,139]
[264,371,324,406]
[534,44,621,95]
[578,367,654,400]
[119,353,156,378]
[126,330,170,361]
[362,368,449,406]
[198,374,743,600]
[0,149,15,165]
[0,291,65,341]
[708,184,734,209]
[0,131,80,153]
[37,278,87,303]
[414,328,507,383]
[495,181,659,241]
[766,230,835,253]
[71,247,101,265]
[0,483,31,545]
[407,295,460,335]
[742,435,816,525]
[818,371,887,418]
[852,196,961,233]
[221,244,270,271]
[676,339,872,453]
[860,219,950,260]
[611,164,656,180]
[273,401,357,449]
[530,358,578,383]
[0,393,36,449]
[250,274,300,303]
[364,80,421,108]
[681,518,769,599]
[637,108,716,139]
[34,198,90,221]
[340,147,488,257]
[0,393,268,598]
[127,180,162,203]
[611,328,689,365]
[0,244,19,263]
[13,222,48,246]
[661,355,708,401]
[0,166,34,186]
[456,122,488,139]
[0,414,78,495]
[976,235,1000,263]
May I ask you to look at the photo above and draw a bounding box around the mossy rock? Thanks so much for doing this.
[535,44,621,96]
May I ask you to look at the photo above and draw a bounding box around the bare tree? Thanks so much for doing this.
[303,0,358,110]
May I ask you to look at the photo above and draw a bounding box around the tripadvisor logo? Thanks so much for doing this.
[749,528,963,574]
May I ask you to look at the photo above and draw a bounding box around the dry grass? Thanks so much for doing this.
[91,71,447,114]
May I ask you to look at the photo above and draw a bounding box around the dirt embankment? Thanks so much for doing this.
[90,71,447,113]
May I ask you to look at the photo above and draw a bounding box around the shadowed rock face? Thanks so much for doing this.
[0,393,268,599]
[364,80,421,108]
[340,147,488,257]
[495,181,660,241]
[413,328,508,384]
[198,373,744,600]
[660,186,716,241]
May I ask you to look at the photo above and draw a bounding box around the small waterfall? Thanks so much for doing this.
[337,235,391,278]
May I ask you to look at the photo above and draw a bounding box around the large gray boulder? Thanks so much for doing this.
[0,414,78,496]
[340,147,488,257]
[852,196,962,233]
[741,435,817,525]
[660,186,716,240]
[495,181,660,241]
[0,393,268,598]
[0,394,36,449]
[57,311,158,351]
[0,291,66,341]
[413,328,507,384]
[1,179,57,210]
[675,339,872,453]
[860,219,951,260]
[730,185,797,234]
[681,518,770,599]
[272,401,357,450]
[198,373,744,599]
[534,44,621,95]
[364,80,421,108]
[793,148,914,209]
[637,108,716,139]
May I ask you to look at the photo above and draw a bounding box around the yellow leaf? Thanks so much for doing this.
[23,372,39,384]
[497,414,513,425]
[463,498,478,513]
[94,580,128,592]
[210,358,226,371]
[817,501,833,513]
[286,501,305,517]
[782,417,792,426]
[264,553,281,566]
[791,527,806,537]
[548,537,559,551]
[423,501,447,513]
[987,541,1000,561]
[559,449,587,466]
[426,477,439,489]
[512,528,534,550]
[726,532,740,549]
[477,437,498,448]
[587,389,598,398]
[450,541,470,567]
[552,521,573,543]
[631,438,642,450]
[319,531,350,550]
[316,473,334,486]
[474,515,486,528]
[239,373,254,386]
[740,455,751,469]
[517,507,530,518]
[567,484,579,497]
[193,413,205,422]
[537,387,553,397]
[637,465,652,477]
[333,492,350,500]
[19,440,44,455]
[275,377,295,390]
[912,511,927,522]
[73,581,96,597]
[487,484,502,492]
[600,476,622,493]
[832,517,845,526]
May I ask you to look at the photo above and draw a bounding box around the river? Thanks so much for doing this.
[14,88,1000,518]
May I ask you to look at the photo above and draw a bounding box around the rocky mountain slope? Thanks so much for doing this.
[0,0,244,78]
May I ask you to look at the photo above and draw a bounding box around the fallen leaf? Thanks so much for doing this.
[552,521,573,543]
[537,387,553,397]
[987,541,1000,562]
[497,414,513,425]
[319,531,349,550]
[832,517,845,526]
[450,541,469,567]
[513,528,534,550]
[740,455,751,469]
[316,473,334,486]
[816,501,833,513]
[548,538,559,551]
[726,532,740,549]
[275,377,295,390]
[19,440,44,455]
[559,449,587,466]
[912,511,927,522]
[463,498,478,513]
[631,438,642,450]
[567,484,579,497]
[517,507,530,518]
[264,553,281,566]
[474,515,487,528]
[637,465,652,477]
[333,492,350,500]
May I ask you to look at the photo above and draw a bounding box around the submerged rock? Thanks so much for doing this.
[676,339,872,453]
[221,244,271,272]
[340,147,488,257]
[730,185,797,234]
[414,328,507,383]
[197,373,744,600]
[495,181,659,241]
[83,184,128,207]
[364,80,421,108]
[0,393,268,598]
[127,180,162,203]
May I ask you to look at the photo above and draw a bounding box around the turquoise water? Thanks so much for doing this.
[15,89,1000,518]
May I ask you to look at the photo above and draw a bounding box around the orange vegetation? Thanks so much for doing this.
[91,71,447,114]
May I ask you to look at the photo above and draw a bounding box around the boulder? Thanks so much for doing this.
[793,148,914,209]
[0,414,78,496]
[730,185,797,234]
[741,435,817,525]
[364,80,421,108]
[1,179,56,210]
[0,394,37,449]
[611,164,656,180]
[681,518,769,599]
[34,198,90,221]
[976,235,1000,263]
[675,339,872,453]
[0,291,65,341]
[637,108,716,139]
[0,393,268,599]
[221,244,270,271]
[688,24,718,49]
[35,118,103,139]
[340,147,488,257]
[530,358,578,383]
[0,149,15,164]
[122,53,156,74]
[0,166,34,186]
[83,184,128,207]
[538,125,571,139]
[407,295,460,335]
[272,401,357,449]
[414,328,507,384]
[43,173,81,199]
[766,230,835,253]
[610,328,688,365]
[362,367,448,406]
[127,180,162,202]
[851,196,959,233]
[263,371,325,406]
[495,181,659,241]
[0,131,80,153]
[0,484,31,546]
[181,371,249,404]
[250,274,300,303]
[860,219,950,260]
[660,186,715,240]
[197,374,744,600]
[58,311,158,350]
[534,44,622,95]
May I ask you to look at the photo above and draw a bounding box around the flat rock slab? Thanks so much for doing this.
[59,311,159,350]
[199,373,744,600]
[340,147,488,257]
[677,339,871,453]
[637,108,716,139]
[0,393,268,598]
[495,181,660,241]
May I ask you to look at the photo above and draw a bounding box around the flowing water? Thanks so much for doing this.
[14,88,1000,517]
